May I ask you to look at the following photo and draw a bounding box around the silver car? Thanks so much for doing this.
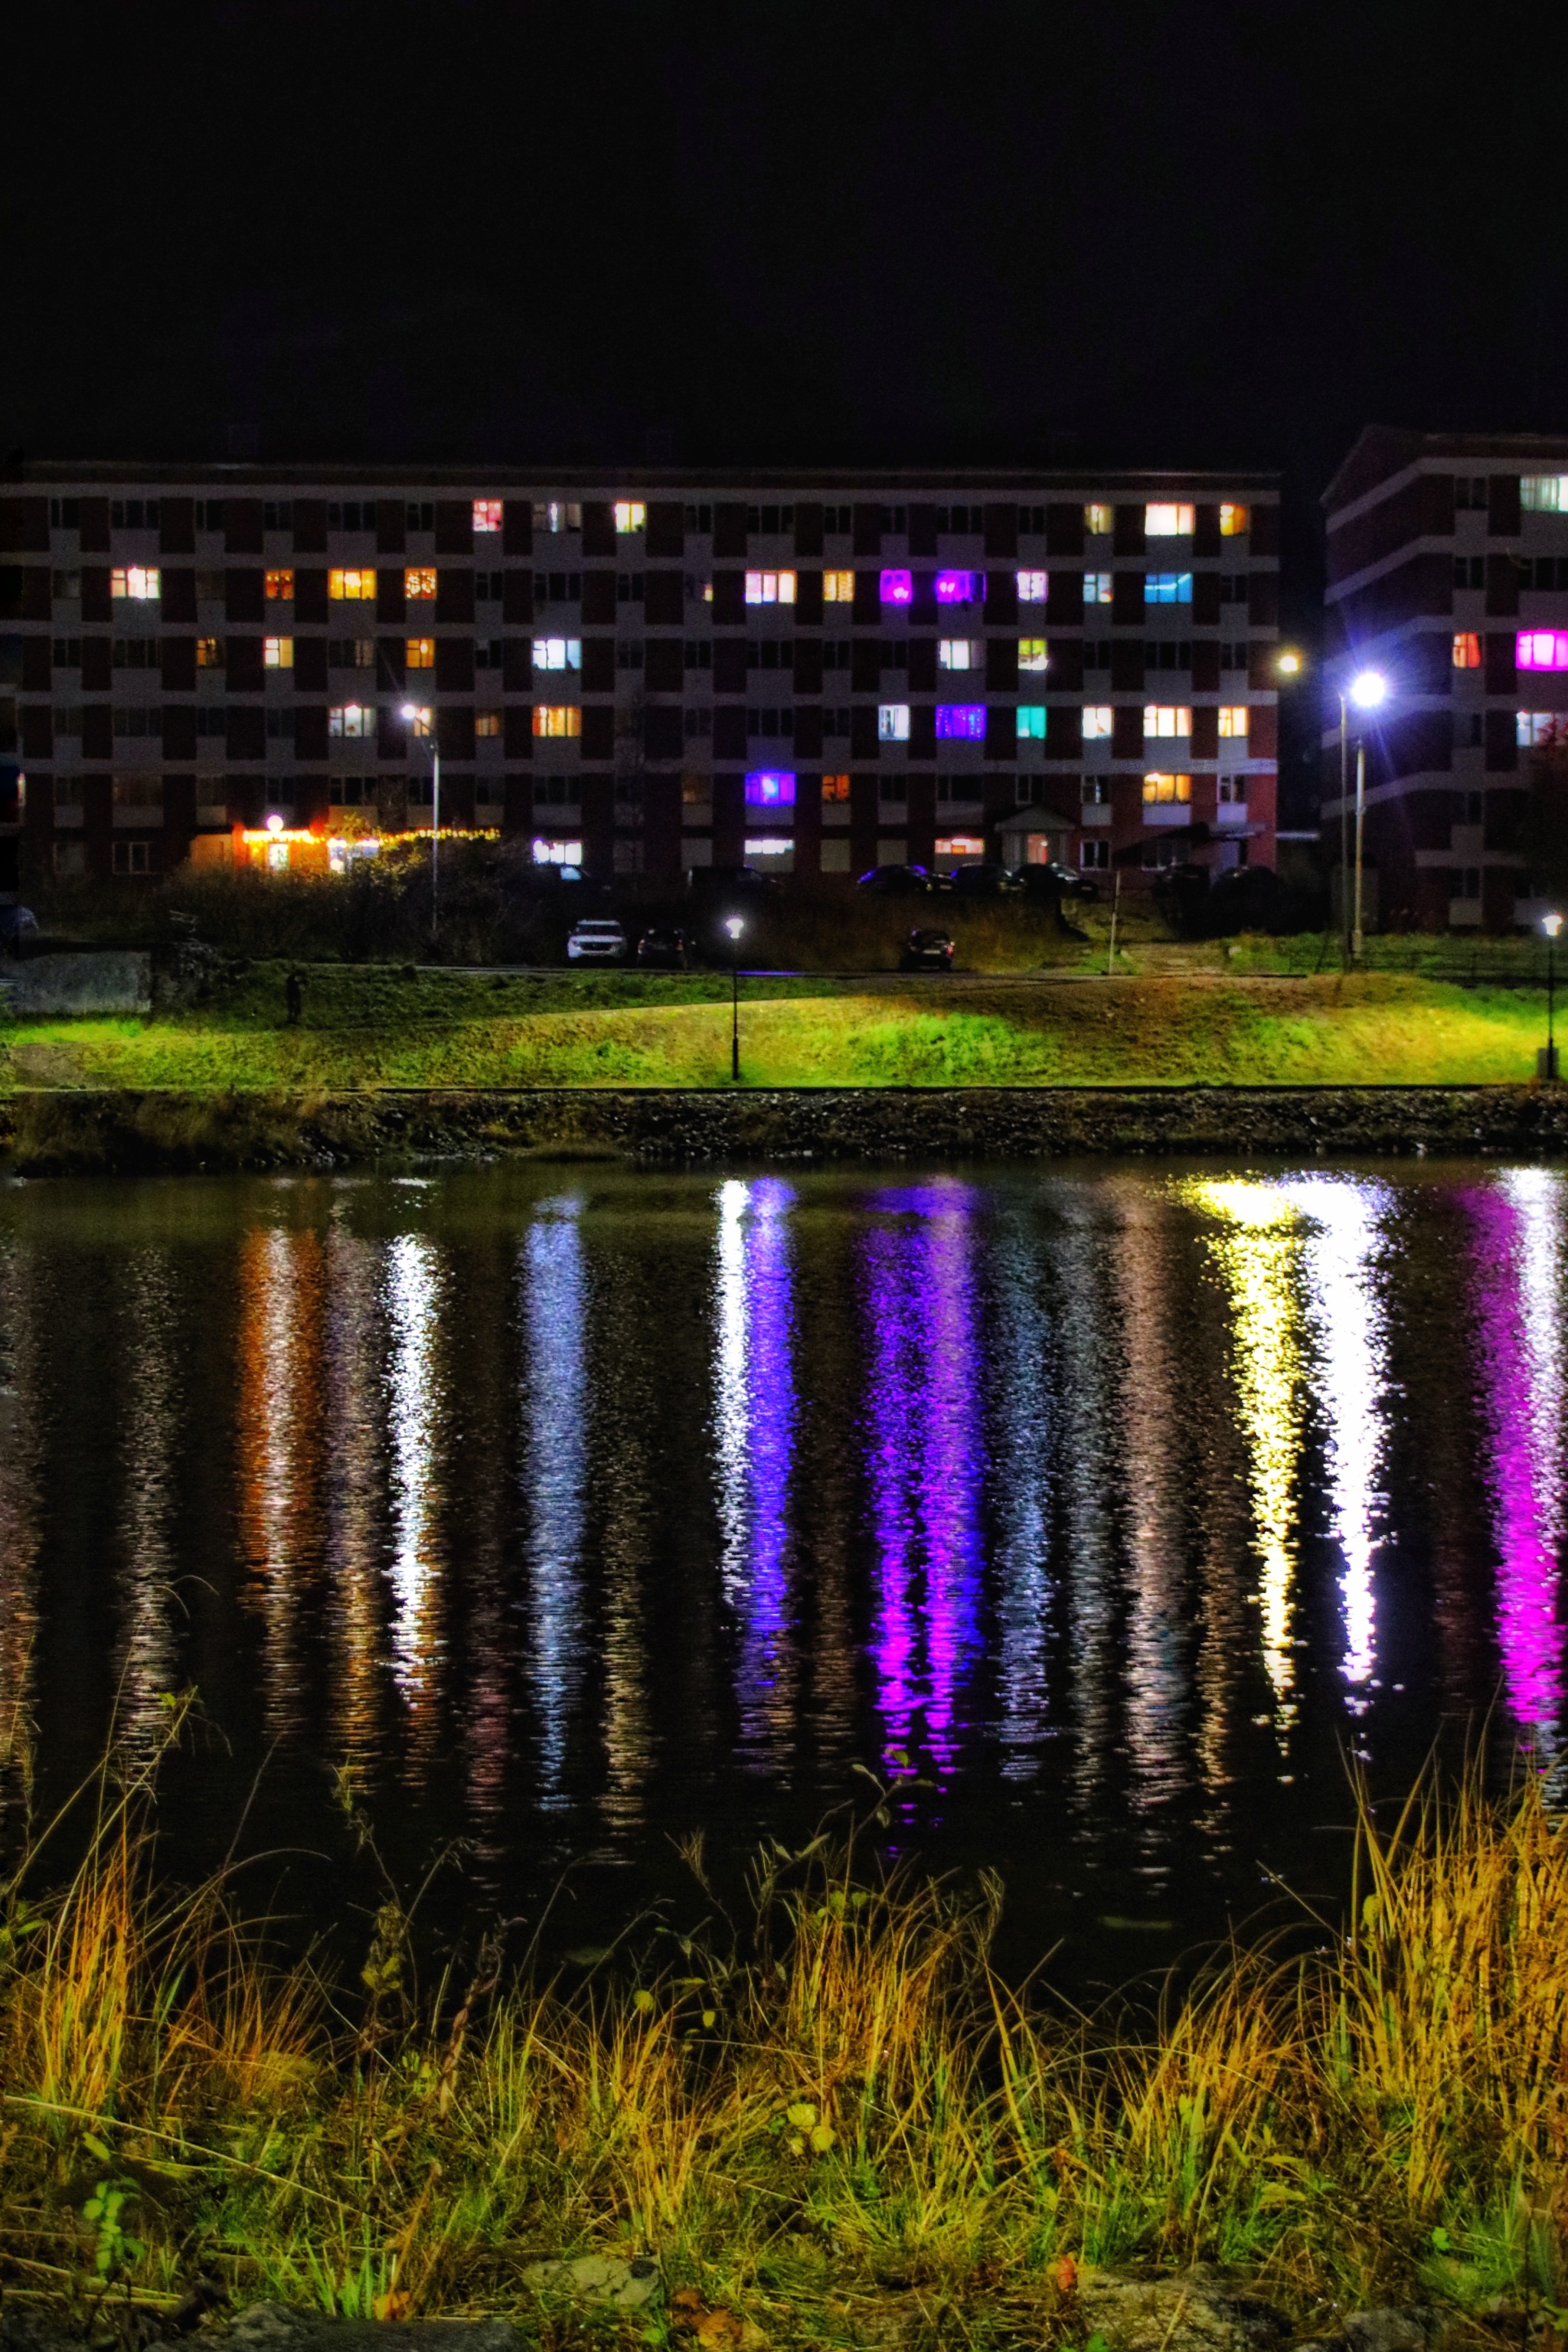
[566,918,629,964]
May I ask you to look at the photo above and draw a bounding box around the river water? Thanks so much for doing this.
[1,1160,1563,1978]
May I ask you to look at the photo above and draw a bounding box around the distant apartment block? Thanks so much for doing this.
[0,466,1279,887]
[1323,427,1568,929]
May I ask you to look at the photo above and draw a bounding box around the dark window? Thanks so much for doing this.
[684,640,713,668]
[49,498,81,530]
[263,501,293,530]
[683,504,714,532]
[405,502,435,532]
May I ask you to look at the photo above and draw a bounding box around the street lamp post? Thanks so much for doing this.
[1544,911,1564,1083]
[400,704,441,942]
[1344,669,1387,965]
[725,915,744,1082]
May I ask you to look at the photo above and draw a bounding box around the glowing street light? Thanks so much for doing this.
[265,811,284,835]
[1336,668,1389,965]
[1276,649,1302,678]
[401,703,442,941]
[725,914,744,1082]
[1544,911,1564,1084]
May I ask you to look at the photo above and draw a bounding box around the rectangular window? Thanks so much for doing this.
[403,705,433,737]
[879,568,913,605]
[1018,637,1049,673]
[328,568,374,600]
[1082,705,1113,739]
[263,637,292,669]
[534,705,582,738]
[1145,503,1195,536]
[1521,477,1568,512]
[821,773,851,803]
[404,567,436,599]
[1217,705,1249,737]
[938,638,982,670]
[265,568,294,601]
[196,635,223,668]
[1517,631,1568,671]
[1016,569,1048,602]
[1517,711,1565,746]
[1142,772,1192,803]
[1219,502,1250,537]
[1146,573,1193,604]
[1144,705,1192,737]
[822,569,854,602]
[1018,705,1047,740]
[746,569,797,605]
[407,637,436,668]
[936,833,986,862]
[1084,571,1112,604]
[472,498,503,534]
[935,569,979,604]
[475,710,503,738]
[1218,776,1248,803]
[744,770,795,807]
[328,703,374,737]
[1453,631,1483,670]
[1084,503,1113,535]
[533,501,583,533]
[1083,777,1111,805]
[533,636,582,670]
[877,703,911,740]
[614,501,646,534]
[110,566,160,600]
[1081,838,1109,869]
[934,704,985,740]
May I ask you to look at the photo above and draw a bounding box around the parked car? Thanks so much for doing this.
[857,863,932,894]
[635,924,689,969]
[1010,861,1102,903]
[899,926,956,972]
[0,905,39,954]
[945,861,1018,898]
[566,918,629,964]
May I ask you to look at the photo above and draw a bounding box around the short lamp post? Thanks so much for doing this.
[1341,668,1387,965]
[725,915,744,1082]
[1544,911,1564,1083]
[400,704,441,941]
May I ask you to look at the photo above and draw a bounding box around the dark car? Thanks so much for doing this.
[635,924,689,969]
[0,905,40,954]
[1011,860,1102,903]
[899,926,956,972]
[945,861,1018,898]
[857,862,932,894]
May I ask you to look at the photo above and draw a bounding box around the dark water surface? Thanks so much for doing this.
[2,1159,1563,1978]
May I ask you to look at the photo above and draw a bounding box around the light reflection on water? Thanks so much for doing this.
[2,1161,1565,1962]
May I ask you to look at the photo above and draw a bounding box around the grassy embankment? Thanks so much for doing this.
[3,1723,1566,2337]
[0,967,1560,1093]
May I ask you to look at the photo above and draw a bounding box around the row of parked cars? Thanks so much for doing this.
[856,860,1100,900]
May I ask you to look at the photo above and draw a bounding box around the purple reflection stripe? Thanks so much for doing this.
[739,1180,795,1744]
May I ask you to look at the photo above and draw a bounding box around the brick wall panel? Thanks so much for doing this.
[20,707,52,760]
[714,503,747,557]
[225,500,263,555]
[81,640,111,692]
[505,706,534,758]
[294,569,328,623]
[644,707,683,760]
[0,498,48,552]
[227,707,266,761]
[1046,504,1085,557]
[580,639,614,693]
[434,501,473,556]
[795,570,823,625]
[644,569,684,626]
[437,707,475,760]
[294,636,328,691]
[580,503,616,557]
[645,639,683,693]
[226,568,264,622]
[1046,570,1083,625]
[501,569,534,625]
[81,567,112,622]
[376,500,407,556]
[377,568,407,624]
[435,569,474,624]
[159,498,195,555]
[645,502,684,557]
[714,707,747,760]
[984,503,1018,557]
[1112,571,1145,628]
[293,501,327,554]
[435,638,474,692]
[79,498,110,553]
[710,570,745,626]
[582,570,617,625]
[502,502,532,557]
[985,704,1016,760]
[22,639,51,691]
[162,568,196,622]
[1112,706,1143,760]
[82,707,112,758]
[1113,504,1147,557]
[161,707,196,760]
[162,636,196,692]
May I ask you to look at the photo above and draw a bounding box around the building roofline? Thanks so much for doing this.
[1324,424,1568,511]
[8,459,1282,494]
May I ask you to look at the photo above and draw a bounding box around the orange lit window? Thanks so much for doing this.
[1220,502,1250,537]
[472,498,503,534]
[406,706,433,737]
[1453,631,1482,670]
[407,637,435,668]
[821,773,851,802]
[264,637,293,669]
[1217,704,1249,737]
[110,566,159,600]
[329,567,375,600]
[196,636,223,668]
[405,567,436,600]
[1143,705,1191,737]
[265,568,294,601]
[475,710,502,738]
[533,705,581,738]
[1142,772,1192,803]
[823,570,854,602]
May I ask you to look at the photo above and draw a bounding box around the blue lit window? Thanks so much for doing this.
[744,770,795,806]
[1146,573,1193,604]
[934,704,985,740]
[936,570,980,604]
[1017,705,1047,740]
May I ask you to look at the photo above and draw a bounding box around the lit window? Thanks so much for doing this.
[533,502,583,533]
[938,639,982,670]
[935,570,979,603]
[110,567,159,600]
[265,568,294,601]
[475,710,502,738]
[403,637,433,669]
[405,567,436,599]
[936,834,985,861]
[328,568,375,600]
[744,770,796,807]
[614,501,646,534]
[823,569,854,602]
[1146,572,1193,604]
[1018,705,1047,740]
[1016,569,1048,603]
[1517,711,1566,746]
[821,773,851,802]
[1146,503,1195,537]
[1144,705,1191,737]
[1453,632,1483,670]
[328,703,374,737]
[473,498,503,534]
[263,637,293,669]
[534,705,582,738]
[1217,705,1249,737]
[1018,638,1049,673]
[1219,502,1250,537]
[1521,477,1568,512]
[1517,631,1568,671]
[877,704,911,740]
[746,569,797,605]
[1142,773,1192,804]
[533,637,581,671]
[934,704,985,740]
[406,706,433,737]
[196,636,223,668]
[1084,571,1112,604]
[1084,503,1113,535]
[1083,706,1113,739]
[879,569,913,605]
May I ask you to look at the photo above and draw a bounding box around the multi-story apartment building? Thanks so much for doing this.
[0,465,1279,890]
[1323,427,1568,929]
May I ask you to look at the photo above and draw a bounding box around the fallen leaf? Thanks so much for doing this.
[1052,2255,1079,2294]
[374,2292,413,2322]
[671,2288,707,2326]
[696,2308,745,2351]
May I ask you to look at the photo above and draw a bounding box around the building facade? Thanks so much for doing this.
[1323,427,1568,929]
[0,465,1279,888]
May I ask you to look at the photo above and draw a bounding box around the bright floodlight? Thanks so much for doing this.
[1277,650,1302,677]
[1545,912,1565,941]
[400,701,417,721]
[724,916,744,940]
[265,812,284,835]
[1349,668,1387,710]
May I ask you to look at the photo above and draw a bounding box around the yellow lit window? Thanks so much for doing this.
[1018,637,1049,673]
[472,498,503,534]
[407,706,433,737]
[821,773,851,802]
[407,638,435,668]
[746,569,796,604]
[196,636,223,668]
[265,568,294,601]
[614,501,647,534]
[1145,503,1195,536]
[1217,704,1249,737]
[328,704,374,738]
[405,567,436,600]
[475,710,502,738]
[1452,632,1482,670]
[534,705,581,738]
[1219,502,1250,537]
[1144,705,1191,737]
[1142,772,1192,803]
[329,567,375,600]
[264,637,293,669]
[823,569,854,602]
[1084,503,1113,535]
[110,566,160,600]
[1082,705,1113,739]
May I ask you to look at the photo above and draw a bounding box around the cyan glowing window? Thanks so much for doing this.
[1018,637,1049,672]
[880,569,913,605]
[534,637,581,670]
[1017,569,1048,602]
[1145,502,1195,536]
[746,569,796,604]
[744,770,796,807]
[1144,704,1191,737]
[938,638,981,670]
[1517,631,1568,671]
[877,704,910,741]
[1084,571,1112,604]
[1521,476,1568,512]
[1146,572,1193,604]
[1082,705,1113,739]
[1018,705,1047,740]
[936,570,980,604]
[935,704,985,740]
[1517,711,1566,746]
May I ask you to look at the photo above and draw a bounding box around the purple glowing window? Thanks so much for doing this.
[935,705,985,740]
[1517,630,1568,671]
[744,770,796,807]
[880,569,913,605]
[936,570,980,604]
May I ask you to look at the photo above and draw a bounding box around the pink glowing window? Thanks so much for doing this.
[880,569,913,605]
[744,771,795,807]
[935,704,985,740]
[935,570,979,604]
[1517,631,1568,671]
[472,498,503,534]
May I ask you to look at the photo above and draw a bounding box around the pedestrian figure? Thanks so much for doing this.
[285,969,304,1027]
